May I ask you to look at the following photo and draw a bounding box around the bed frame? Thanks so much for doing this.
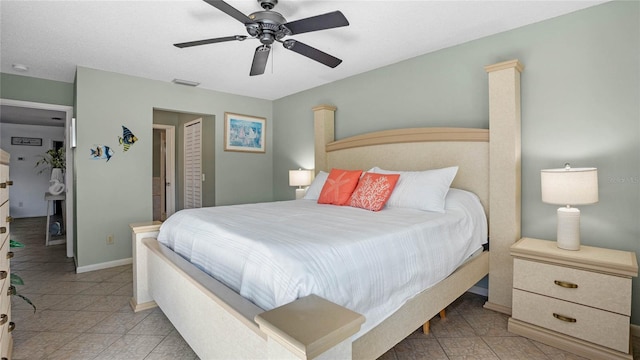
[131,59,523,359]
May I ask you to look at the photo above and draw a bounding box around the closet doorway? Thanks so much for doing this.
[153,109,214,214]
[152,124,175,221]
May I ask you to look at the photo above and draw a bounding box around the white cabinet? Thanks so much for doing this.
[508,237,638,360]
[0,149,13,360]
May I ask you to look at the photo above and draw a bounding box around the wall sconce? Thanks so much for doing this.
[289,169,312,200]
[541,163,598,250]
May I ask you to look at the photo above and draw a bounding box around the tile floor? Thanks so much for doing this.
[9,217,640,359]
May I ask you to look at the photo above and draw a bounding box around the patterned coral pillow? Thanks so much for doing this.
[348,172,400,211]
[317,169,363,205]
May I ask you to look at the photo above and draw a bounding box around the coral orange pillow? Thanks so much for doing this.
[317,169,363,205]
[348,172,400,211]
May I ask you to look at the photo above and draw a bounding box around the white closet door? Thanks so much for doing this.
[184,119,202,209]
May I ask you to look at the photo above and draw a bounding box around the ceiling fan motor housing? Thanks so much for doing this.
[247,10,291,44]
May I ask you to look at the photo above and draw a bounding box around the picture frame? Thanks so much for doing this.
[224,112,266,153]
[11,136,42,146]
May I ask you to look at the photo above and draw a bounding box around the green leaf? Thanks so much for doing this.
[10,273,24,286]
[15,293,36,313]
[9,239,25,248]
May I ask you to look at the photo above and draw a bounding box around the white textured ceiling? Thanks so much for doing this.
[1,0,607,101]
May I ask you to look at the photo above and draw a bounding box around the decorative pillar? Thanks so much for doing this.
[312,105,336,174]
[484,59,524,314]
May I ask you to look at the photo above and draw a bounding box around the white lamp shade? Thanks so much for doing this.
[541,166,598,205]
[289,169,312,187]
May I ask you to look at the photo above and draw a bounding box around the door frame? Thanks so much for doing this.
[152,124,176,218]
[0,98,75,258]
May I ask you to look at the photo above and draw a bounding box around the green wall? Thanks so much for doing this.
[75,67,272,268]
[0,73,74,106]
[273,1,640,324]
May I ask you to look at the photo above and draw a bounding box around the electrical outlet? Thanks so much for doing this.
[107,234,114,245]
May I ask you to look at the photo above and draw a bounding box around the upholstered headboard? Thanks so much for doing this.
[313,122,489,215]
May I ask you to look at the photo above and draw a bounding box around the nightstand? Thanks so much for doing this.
[508,237,638,360]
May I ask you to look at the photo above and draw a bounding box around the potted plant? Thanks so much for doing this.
[35,148,66,194]
[35,147,65,174]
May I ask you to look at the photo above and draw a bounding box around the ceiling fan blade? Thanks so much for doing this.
[283,40,342,68]
[202,0,254,24]
[283,11,349,35]
[250,45,271,76]
[174,35,247,48]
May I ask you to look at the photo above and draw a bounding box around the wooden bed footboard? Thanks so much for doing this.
[131,222,489,360]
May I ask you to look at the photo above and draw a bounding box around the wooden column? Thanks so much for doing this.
[312,105,336,174]
[484,59,524,314]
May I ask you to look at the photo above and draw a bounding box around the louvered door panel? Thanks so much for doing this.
[184,119,202,209]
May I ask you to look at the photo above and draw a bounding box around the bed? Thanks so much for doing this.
[131,59,523,359]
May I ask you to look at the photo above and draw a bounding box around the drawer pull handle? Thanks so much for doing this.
[8,322,14,332]
[0,314,7,325]
[0,271,6,280]
[554,280,578,289]
[0,227,5,234]
[6,181,12,186]
[6,216,13,223]
[6,252,13,260]
[7,285,15,296]
[553,313,577,323]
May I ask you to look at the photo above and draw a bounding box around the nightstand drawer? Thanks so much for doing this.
[512,289,630,353]
[513,258,631,315]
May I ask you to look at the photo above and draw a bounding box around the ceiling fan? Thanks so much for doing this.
[174,0,349,76]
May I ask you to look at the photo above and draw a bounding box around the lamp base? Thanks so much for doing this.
[556,207,581,251]
[295,188,306,200]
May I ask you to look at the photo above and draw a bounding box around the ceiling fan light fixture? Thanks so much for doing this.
[172,78,200,87]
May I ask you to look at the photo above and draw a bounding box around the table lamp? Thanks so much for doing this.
[289,169,312,199]
[541,164,598,250]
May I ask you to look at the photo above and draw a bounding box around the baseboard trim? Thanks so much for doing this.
[76,257,133,273]
[468,285,488,297]
[483,301,512,316]
[129,297,157,313]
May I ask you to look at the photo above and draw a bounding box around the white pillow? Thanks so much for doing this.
[370,166,458,213]
[303,171,329,200]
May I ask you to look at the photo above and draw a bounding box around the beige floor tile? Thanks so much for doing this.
[92,334,166,360]
[86,310,152,335]
[531,340,590,360]
[144,329,199,360]
[394,338,449,360]
[463,312,517,337]
[482,336,549,360]
[11,331,79,359]
[45,333,123,360]
[438,336,497,358]
[429,313,477,338]
[127,311,176,336]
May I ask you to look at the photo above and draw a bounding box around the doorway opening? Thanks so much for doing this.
[152,125,175,221]
[0,98,75,259]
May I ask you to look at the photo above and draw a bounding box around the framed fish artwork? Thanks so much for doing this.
[224,112,266,153]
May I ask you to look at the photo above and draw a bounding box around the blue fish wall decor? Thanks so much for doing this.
[119,126,138,152]
[90,145,114,162]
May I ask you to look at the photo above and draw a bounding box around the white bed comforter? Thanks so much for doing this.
[157,189,487,336]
